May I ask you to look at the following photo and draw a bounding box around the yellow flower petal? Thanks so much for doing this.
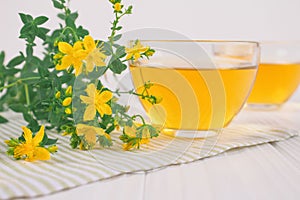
[125,53,133,60]
[134,52,140,61]
[83,36,96,51]
[22,126,32,143]
[80,95,93,104]
[32,126,45,147]
[74,61,83,76]
[33,147,51,161]
[73,41,84,51]
[59,55,73,69]
[124,126,136,137]
[86,83,97,98]
[58,42,73,54]
[98,90,113,103]
[86,58,94,72]
[83,104,96,121]
[96,103,112,117]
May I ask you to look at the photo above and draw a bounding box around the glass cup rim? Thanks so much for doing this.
[259,40,300,45]
[129,39,259,46]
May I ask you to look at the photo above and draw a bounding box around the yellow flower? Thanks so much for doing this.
[122,125,150,150]
[55,41,87,76]
[125,40,149,61]
[80,83,113,121]
[114,3,122,12]
[83,36,106,73]
[65,108,72,114]
[13,126,50,162]
[76,124,108,146]
[62,97,72,107]
[66,86,72,96]
[55,91,61,99]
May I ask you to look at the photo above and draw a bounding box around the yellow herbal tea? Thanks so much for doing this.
[247,63,300,105]
[130,65,257,130]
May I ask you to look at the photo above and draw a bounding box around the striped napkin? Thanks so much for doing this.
[0,103,299,199]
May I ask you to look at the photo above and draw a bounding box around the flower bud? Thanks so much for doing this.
[48,145,58,153]
[114,3,122,12]
[65,108,72,114]
[62,97,72,107]
[55,91,61,99]
[66,86,72,96]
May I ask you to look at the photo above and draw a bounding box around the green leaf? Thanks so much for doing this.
[9,104,26,112]
[115,26,122,31]
[45,138,58,145]
[109,57,127,74]
[57,13,65,20]
[103,42,113,56]
[4,68,20,76]
[19,13,33,24]
[36,27,50,40]
[113,34,122,41]
[0,51,5,65]
[0,115,8,123]
[115,46,126,58]
[65,16,76,29]
[23,112,33,122]
[34,16,48,25]
[69,12,79,21]
[20,23,34,35]
[7,55,25,68]
[27,120,39,132]
[52,0,64,9]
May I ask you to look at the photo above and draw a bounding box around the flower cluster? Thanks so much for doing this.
[55,36,106,76]
[5,126,57,162]
[0,0,160,161]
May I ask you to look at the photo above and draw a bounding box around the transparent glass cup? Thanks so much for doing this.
[129,40,259,138]
[247,41,300,109]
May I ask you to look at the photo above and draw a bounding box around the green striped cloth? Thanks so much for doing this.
[0,103,299,199]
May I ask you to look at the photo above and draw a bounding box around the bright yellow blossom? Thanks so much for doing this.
[122,125,150,150]
[83,36,106,73]
[114,3,122,12]
[13,126,51,162]
[66,86,72,96]
[62,97,72,107]
[76,124,109,146]
[55,41,87,76]
[55,91,61,99]
[80,83,113,121]
[65,108,72,114]
[125,40,149,61]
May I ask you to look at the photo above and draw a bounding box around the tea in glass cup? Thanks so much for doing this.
[129,40,259,137]
[247,41,300,108]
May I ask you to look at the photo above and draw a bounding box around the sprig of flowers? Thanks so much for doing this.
[5,126,57,162]
[0,0,159,161]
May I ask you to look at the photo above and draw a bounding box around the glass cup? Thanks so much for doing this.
[129,40,259,138]
[247,41,300,109]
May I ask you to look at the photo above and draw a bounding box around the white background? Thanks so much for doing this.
[1,0,300,100]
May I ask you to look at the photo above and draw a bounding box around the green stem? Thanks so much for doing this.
[24,84,30,106]
[61,26,79,41]
[132,114,146,125]
[0,77,40,91]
